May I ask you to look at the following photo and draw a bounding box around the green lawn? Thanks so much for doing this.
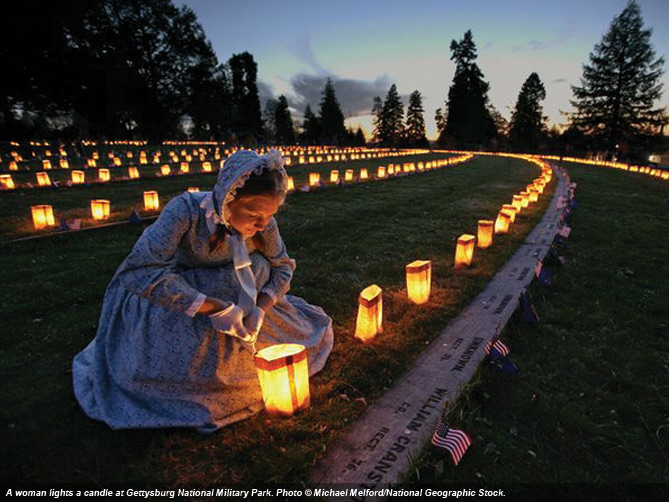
[410,160,668,493]
[0,154,557,485]
[0,152,454,241]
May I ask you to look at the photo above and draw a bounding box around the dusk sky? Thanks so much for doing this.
[179,0,669,140]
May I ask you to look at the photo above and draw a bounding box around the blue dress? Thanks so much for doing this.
[72,191,334,430]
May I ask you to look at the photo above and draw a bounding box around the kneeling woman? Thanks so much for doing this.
[73,150,334,431]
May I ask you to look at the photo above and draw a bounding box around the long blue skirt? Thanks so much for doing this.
[72,253,334,430]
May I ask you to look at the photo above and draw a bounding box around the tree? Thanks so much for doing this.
[355,126,366,146]
[434,107,446,137]
[379,84,404,147]
[405,90,429,148]
[570,0,667,160]
[371,96,383,145]
[262,98,278,143]
[274,95,295,145]
[72,0,221,139]
[318,78,346,145]
[488,104,509,143]
[229,51,263,143]
[0,0,230,140]
[508,72,547,152]
[438,30,497,148]
[300,104,320,145]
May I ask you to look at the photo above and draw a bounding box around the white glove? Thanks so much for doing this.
[243,306,266,340]
[209,304,253,342]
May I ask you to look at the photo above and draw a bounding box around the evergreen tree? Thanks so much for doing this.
[405,90,429,148]
[434,107,446,137]
[229,51,263,143]
[570,0,666,159]
[301,104,321,145]
[508,72,547,152]
[438,30,497,148]
[0,0,229,140]
[379,84,404,147]
[371,96,383,145]
[355,126,366,146]
[318,78,346,145]
[262,98,278,143]
[274,95,295,145]
[345,127,357,146]
[488,104,509,150]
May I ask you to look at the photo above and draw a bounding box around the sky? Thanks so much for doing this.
[178,0,669,140]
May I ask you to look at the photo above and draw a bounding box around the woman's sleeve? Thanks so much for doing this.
[258,217,296,301]
[114,195,220,315]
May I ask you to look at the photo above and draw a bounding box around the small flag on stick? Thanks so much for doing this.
[534,259,543,278]
[543,246,564,267]
[485,336,510,358]
[486,356,519,375]
[431,401,472,466]
[535,260,553,286]
[557,196,567,209]
[559,226,571,238]
[519,288,539,325]
[553,235,566,248]
[538,267,553,287]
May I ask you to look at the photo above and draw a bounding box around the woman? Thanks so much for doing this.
[73,150,334,432]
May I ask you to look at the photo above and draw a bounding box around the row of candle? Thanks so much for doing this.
[260,159,554,417]
[540,155,669,181]
[1,146,427,174]
[353,158,553,343]
[0,152,440,191]
[0,164,210,189]
[437,150,669,182]
[24,155,473,231]
[20,153,548,417]
[288,154,473,190]
[29,188,201,230]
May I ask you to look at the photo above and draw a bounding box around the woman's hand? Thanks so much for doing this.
[243,306,266,339]
[209,304,253,342]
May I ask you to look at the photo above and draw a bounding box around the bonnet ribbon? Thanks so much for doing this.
[227,231,258,316]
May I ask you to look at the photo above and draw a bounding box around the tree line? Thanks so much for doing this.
[1,0,666,161]
[1,0,365,146]
[371,1,666,162]
[1,0,267,143]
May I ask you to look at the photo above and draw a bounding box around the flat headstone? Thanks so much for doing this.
[310,164,568,496]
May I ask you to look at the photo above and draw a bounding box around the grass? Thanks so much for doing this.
[0,152,453,241]
[407,160,668,495]
[0,154,555,485]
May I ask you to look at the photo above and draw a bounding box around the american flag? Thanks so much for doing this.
[538,267,553,287]
[559,225,572,238]
[535,260,553,286]
[534,260,543,278]
[520,288,540,325]
[431,404,472,466]
[485,337,510,357]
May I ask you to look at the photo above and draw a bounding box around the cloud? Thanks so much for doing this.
[257,80,276,107]
[290,73,408,118]
[513,35,568,52]
[291,32,331,76]
[285,33,404,118]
